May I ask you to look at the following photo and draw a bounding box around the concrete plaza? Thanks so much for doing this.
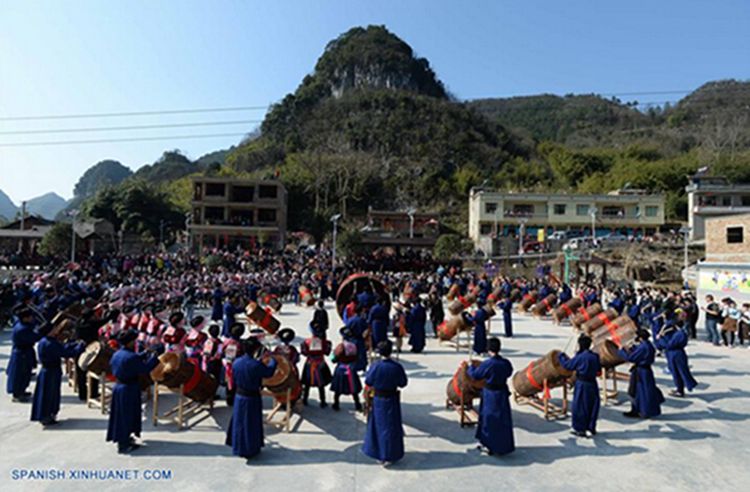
[1,303,748,492]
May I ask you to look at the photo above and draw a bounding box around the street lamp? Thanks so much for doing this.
[407,208,416,239]
[185,213,193,251]
[69,209,79,263]
[331,213,342,271]
[518,218,528,256]
[679,225,692,288]
[589,206,598,244]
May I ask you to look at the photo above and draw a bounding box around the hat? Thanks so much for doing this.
[339,326,352,339]
[377,340,393,357]
[16,307,33,319]
[249,328,265,339]
[277,327,296,344]
[169,312,185,326]
[488,337,501,353]
[117,329,138,346]
[190,315,206,329]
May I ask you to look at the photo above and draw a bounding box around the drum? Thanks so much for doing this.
[483,303,496,318]
[552,298,583,324]
[446,360,485,406]
[570,303,603,329]
[531,294,557,317]
[512,350,573,397]
[78,341,113,374]
[581,308,619,335]
[271,377,302,405]
[263,294,282,313]
[333,341,358,364]
[447,292,477,316]
[518,290,538,312]
[335,273,390,321]
[151,352,218,402]
[262,354,296,393]
[590,315,638,368]
[299,286,315,307]
[437,312,473,341]
[245,302,281,335]
[446,284,460,301]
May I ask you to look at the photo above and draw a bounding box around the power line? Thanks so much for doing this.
[0,106,269,122]
[0,132,250,148]
[0,119,263,136]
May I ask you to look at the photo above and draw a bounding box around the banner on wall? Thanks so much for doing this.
[698,267,750,295]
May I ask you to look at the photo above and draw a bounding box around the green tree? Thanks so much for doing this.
[38,222,73,257]
[433,234,466,260]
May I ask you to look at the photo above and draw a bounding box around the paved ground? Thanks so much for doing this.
[1,302,749,492]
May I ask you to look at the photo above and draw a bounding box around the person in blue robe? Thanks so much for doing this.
[31,330,84,425]
[469,301,489,355]
[466,337,515,455]
[558,283,572,304]
[559,335,601,437]
[626,301,641,328]
[210,286,224,322]
[106,330,160,453]
[367,297,390,348]
[407,300,426,353]
[357,289,374,311]
[538,283,552,300]
[608,293,625,315]
[225,338,277,460]
[345,306,369,372]
[6,308,42,401]
[618,330,665,418]
[497,298,513,337]
[363,340,408,466]
[222,296,238,338]
[655,326,698,397]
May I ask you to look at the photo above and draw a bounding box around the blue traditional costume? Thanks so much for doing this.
[363,344,408,464]
[345,312,369,371]
[559,348,601,435]
[497,299,513,337]
[31,336,84,424]
[106,332,159,452]
[467,351,515,455]
[367,302,390,347]
[6,311,42,400]
[469,305,489,355]
[225,350,277,459]
[655,328,698,396]
[619,336,665,418]
[407,302,426,353]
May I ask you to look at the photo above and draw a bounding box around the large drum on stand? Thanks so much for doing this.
[590,315,638,368]
[245,302,281,335]
[78,341,113,375]
[553,298,583,324]
[518,290,538,312]
[437,312,473,341]
[531,294,557,317]
[447,292,478,316]
[299,286,316,307]
[571,303,603,329]
[335,273,391,321]
[446,360,485,406]
[262,354,302,404]
[151,352,218,402]
[512,350,573,397]
[580,308,619,335]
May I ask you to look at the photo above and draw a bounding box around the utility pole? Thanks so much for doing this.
[679,226,691,289]
[18,201,26,254]
[69,209,79,263]
[589,206,598,246]
[518,218,528,257]
[407,208,416,239]
[331,214,341,272]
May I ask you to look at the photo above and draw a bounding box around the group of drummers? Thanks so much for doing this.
[3,258,702,466]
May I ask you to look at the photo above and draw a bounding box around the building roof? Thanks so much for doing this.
[1,215,55,230]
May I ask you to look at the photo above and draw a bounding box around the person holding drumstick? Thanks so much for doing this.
[558,335,601,437]
[465,337,515,456]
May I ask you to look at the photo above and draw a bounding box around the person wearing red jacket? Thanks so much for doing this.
[301,327,332,408]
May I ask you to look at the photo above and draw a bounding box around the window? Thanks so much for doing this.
[506,204,534,217]
[553,204,566,215]
[485,202,497,214]
[742,196,750,207]
[727,226,744,244]
[193,184,203,201]
[205,183,226,197]
[576,204,589,216]
[480,224,492,235]
[231,186,254,203]
[602,206,625,218]
[645,206,658,217]
[259,185,278,199]
[204,207,224,223]
[257,209,277,224]
[722,196,732,207]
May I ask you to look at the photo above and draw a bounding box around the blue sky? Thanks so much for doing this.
[1,0,748,203]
